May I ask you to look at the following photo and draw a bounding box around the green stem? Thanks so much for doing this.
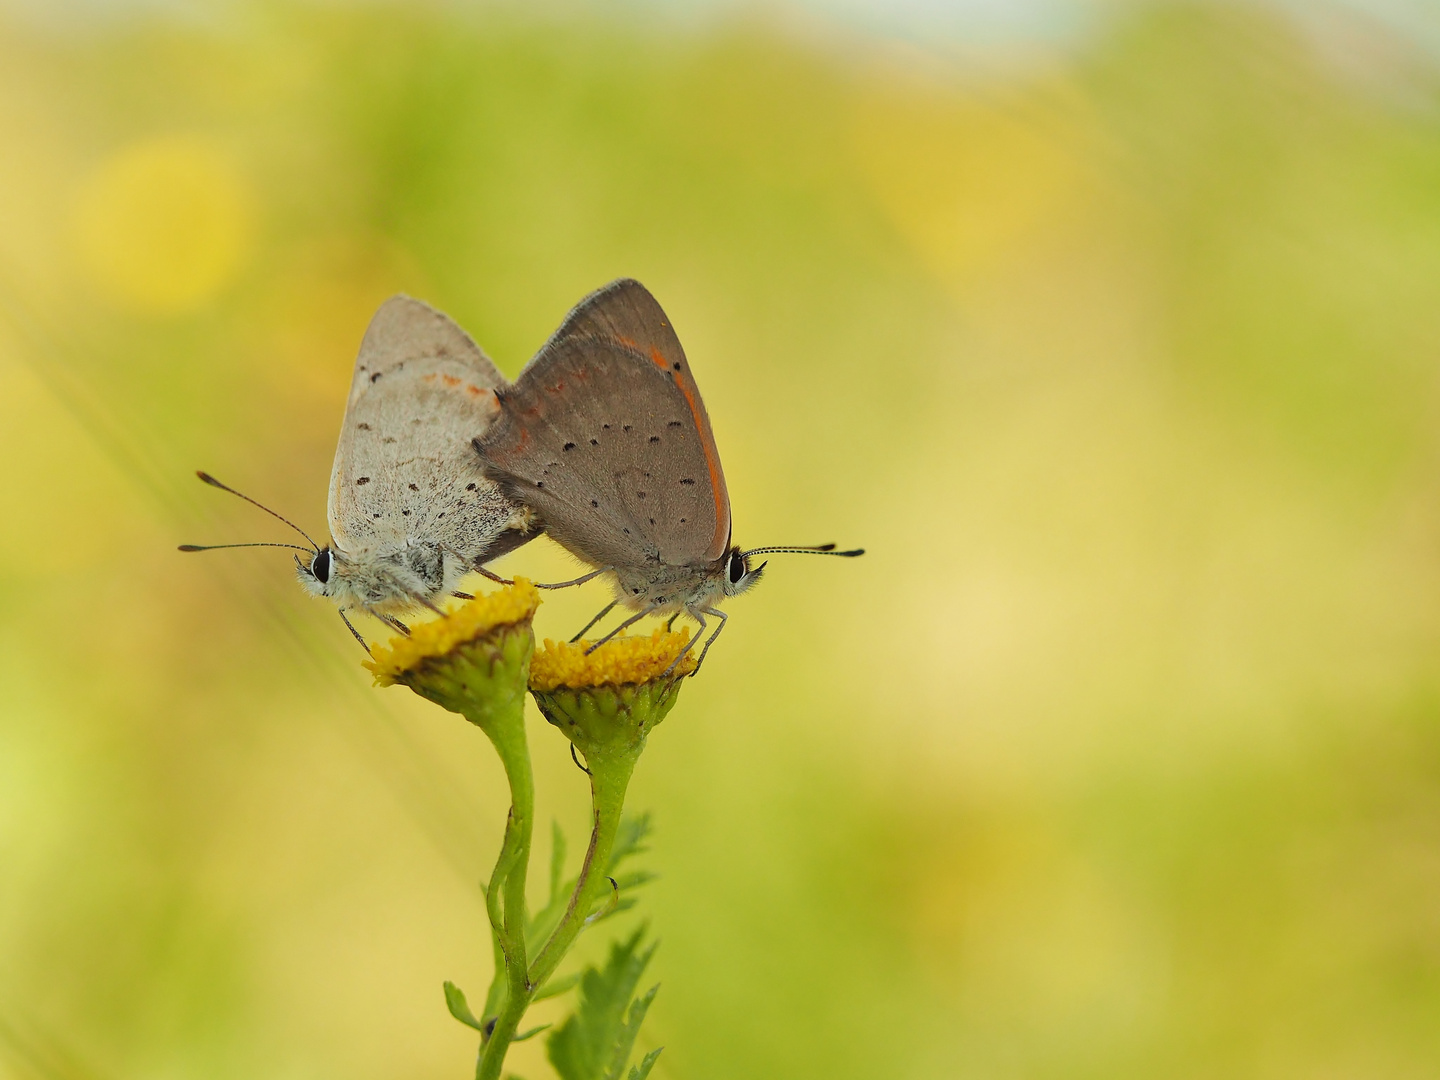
[464,700,533,1080]
[527,747,639,994]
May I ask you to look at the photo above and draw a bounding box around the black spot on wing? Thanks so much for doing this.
[356,477,371,485]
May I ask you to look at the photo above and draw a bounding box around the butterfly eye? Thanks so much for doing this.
[311,549,332,584]
[727,550,747,585]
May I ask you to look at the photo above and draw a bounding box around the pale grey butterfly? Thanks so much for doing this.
[182,295,539,649]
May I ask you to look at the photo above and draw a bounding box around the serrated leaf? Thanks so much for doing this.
[546,927,658,1080]
[605,814,652,875]
[611,870,657,892]
[584,877,621,926]
[550,820,568,905]
[443,981,486,1032]
[602,983,659,1080]
[529,814,655,955]
[627,1048,663,1080]
[533,971,581,1003]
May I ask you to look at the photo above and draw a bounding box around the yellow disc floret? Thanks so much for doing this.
[530,630,697,692]
[364,579,541,686]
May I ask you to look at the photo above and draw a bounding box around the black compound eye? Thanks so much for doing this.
[312,549,332,584]
[728,551,747,585]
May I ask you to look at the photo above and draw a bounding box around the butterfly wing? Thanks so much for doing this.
[329,296,524,565]
[476,280,730,571]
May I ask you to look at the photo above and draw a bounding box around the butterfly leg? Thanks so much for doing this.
[660,608,707,679]
[686,605,728,677]
[535,566,612,591]
[380,614,412,637]
[452,590,475,600]
[475,567,610,593]
[583,604,660,654]
[415,595,447,618]
[665,612,679,632]
[569,600,618,643]
[337,609,373,656]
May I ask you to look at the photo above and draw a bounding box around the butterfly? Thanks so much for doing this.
[473,279,861,674]
[183,295,539,648]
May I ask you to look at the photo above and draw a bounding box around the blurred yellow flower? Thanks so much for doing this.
[530,630,696,692]
[70,135,253,314]
[851,87,1094,291]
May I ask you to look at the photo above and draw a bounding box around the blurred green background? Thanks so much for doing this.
[4,1,1440,1077]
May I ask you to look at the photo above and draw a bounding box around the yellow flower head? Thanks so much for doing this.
[529,630,696,692]
[529,631,694,763]
[364,578,540,687]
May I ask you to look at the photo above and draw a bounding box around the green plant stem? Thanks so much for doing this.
[528,747,639,994]
[465,703,534,1080]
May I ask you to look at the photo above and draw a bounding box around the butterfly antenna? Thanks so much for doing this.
[740,543,865,558]
[193,471,321,551]
[179,542,314,553]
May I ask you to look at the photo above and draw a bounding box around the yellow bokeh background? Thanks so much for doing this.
[3,3,1440,1078]
[70,137,253,315]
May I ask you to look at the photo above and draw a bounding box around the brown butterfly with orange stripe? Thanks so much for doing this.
[472,278,862,675]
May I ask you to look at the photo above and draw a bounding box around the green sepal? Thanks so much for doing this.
[396,620,533,732]
[531,679,683,762]
[443,981,486,1032]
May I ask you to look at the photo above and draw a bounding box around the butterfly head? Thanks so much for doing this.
[720,546,766,598]
[295,546,336,598]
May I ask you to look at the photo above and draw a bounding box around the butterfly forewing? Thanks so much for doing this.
[479,285,730,569]
[329,296,515,561]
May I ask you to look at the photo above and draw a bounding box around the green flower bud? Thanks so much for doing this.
[528,630,693,760]
[364,579,540,727]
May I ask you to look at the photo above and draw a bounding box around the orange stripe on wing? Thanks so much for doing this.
[653,349,728,558]
[647,347,728,556]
